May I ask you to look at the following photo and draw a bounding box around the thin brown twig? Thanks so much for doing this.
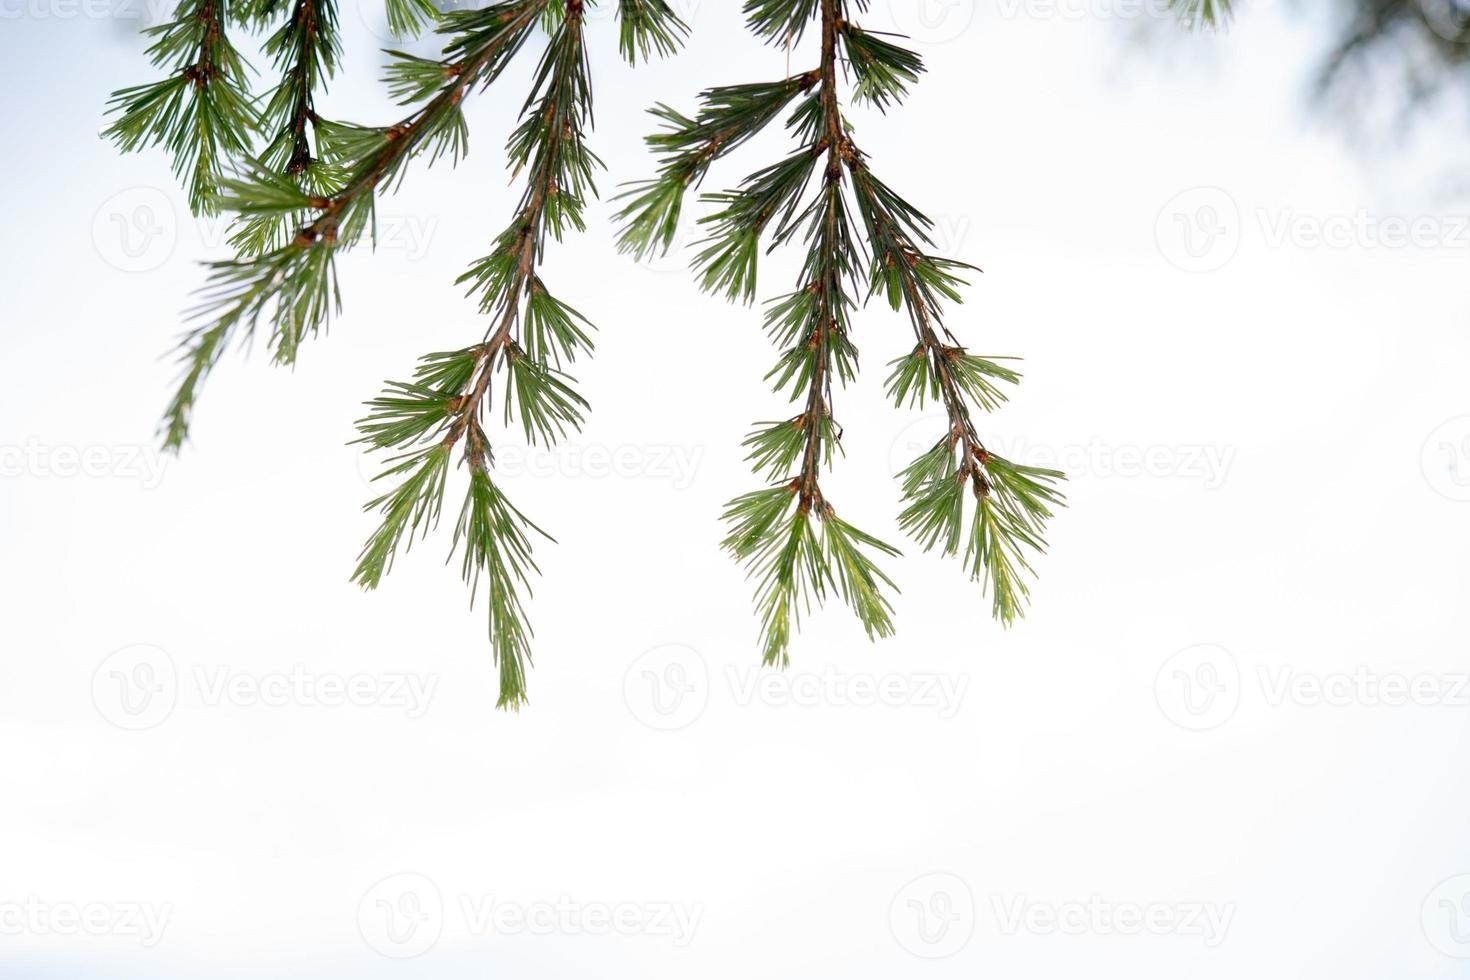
[795,0,847,515]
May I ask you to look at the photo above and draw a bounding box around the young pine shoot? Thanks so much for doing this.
[619,0,1066,663]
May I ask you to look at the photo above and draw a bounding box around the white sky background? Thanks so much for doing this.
[2,0,1470,976]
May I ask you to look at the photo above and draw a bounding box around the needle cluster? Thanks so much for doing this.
[619,0,1067,663]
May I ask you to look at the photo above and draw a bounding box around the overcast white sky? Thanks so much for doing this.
[2,1,1470,976]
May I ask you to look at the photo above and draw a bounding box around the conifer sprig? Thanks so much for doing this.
[850,140,1065,622]
[622,0,1066,659]
[260,0,340,176]
[104,0,260,215]
[1170,0,1230,28]
[616,0,689,63]
[614,72,821,261]
[158,0,550,450]
[225,0,345,255]
[623,0,906,665]
[117,0,682,706]
[355,0,654,709]
[352,341,552,710]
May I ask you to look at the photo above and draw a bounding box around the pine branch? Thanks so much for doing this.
[614,73,821,261]
[260,0,340,175]
[158,0,550,452]
[216,0,348,256]
[630,0,902,665]
[104,0,260,215]
[107,0,688,711]
[351,344,552,711]
[354,0,610,710]
[385,0,439,37]
[851,150,1064,622]
[616,0,688,63]
[627,0,1066,659]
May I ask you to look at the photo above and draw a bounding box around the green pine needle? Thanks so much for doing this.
[1171,0,1231,28]
[353,444,452,590]
[616,0,688,63]
[842,25,924,110]
[722,489,899,667]
[160,242,339,451]
[104,0,261,215]
[385,0,439,36]
[452,469,549,710]
[502,347,590,448]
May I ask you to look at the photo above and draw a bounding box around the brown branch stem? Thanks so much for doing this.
[294,0,548,247]
[441,0,585,470]
[795,0,846,515]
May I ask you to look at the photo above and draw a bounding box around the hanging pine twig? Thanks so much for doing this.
[105,0,1222,708]
[108,0,685,708]
[153,0,684,454]
[105,0,440,217]
[158,0,552,450]
[352,0,686,709]
[619,0,1065,662]
[104,0,261,215]
[223,0,345,255]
